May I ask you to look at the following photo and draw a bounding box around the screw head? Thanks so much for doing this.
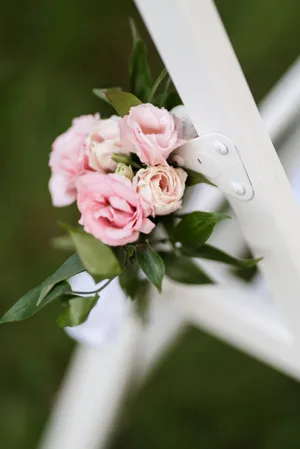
[231,182,246,196]
[214,141,229,155]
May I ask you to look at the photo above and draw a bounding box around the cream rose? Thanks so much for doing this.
[133,164,187,216]
[86,116,128,173]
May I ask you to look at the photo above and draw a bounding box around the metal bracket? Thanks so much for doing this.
[176,132,254,200]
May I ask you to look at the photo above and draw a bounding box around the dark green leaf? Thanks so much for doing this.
[234,264,259,282]
[148,67,168,103]
[174,211,231,248]
[135,280,151,323]
[1,282,70,324]
[112,246,128,269]
[161,215,176,241]
[161,252,213,285]
[126,245,136,257]
[92,87,122,104]
[129,18,152,102]
[185,168,215,187]
[111,153,132,165]
[111,153,142,169]
[57,295,99,328]
[65,226,122,280]
[152,85,182,110]
[137,246,165,292]
[119,262,140,300]
[129,17,139,42]
[158,73,171,107]
[38,253,85,305]
[163,92,182,110]
[181,244,262,268]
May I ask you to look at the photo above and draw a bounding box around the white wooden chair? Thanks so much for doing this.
[39,1,300,448]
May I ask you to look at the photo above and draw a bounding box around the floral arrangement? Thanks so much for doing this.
[0,21,260,330]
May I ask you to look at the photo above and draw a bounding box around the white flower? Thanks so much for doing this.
[169,106,198,166]
[171,105,198,140]
[133,164,187,216]
[65,272,131,348]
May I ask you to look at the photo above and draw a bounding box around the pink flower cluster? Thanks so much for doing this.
[49,103,188,246]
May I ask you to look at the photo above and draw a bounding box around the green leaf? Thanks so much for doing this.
[148,67,168,103]
[38,253,85,305]
[111,153,132,165]
[65,226,122,281]
[174,211,231,248]
[135,280,151,323]
[161,253,213,285]
[234,264,259,282]
[181,244,262,268]
[185,168,215,187]
[125,244,136,258]
[51,235,75,251]
[106,90,142,117]
[161,215,176,242]
[92,87,122,104]
[119,262,140,300]
[111,153,142,169]
[159,91,182,110]
[129,18,152,102]
[136,246,165,292]
[57,295,99,328]
[0,281,70,324]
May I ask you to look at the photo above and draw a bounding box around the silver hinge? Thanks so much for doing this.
[176,132,254,200]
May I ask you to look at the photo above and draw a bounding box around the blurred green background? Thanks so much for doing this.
[0,0,300,448]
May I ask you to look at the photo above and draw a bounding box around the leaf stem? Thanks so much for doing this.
[65,252,129,297]
[65,278,114,297]
[159,75,171,107]
[148,67,168,103]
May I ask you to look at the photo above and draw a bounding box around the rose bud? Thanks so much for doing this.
[115,163,134,181]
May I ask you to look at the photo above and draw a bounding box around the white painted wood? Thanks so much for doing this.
[180,56,300,216]
[39,317,142,449]
[38,4,300,449]
[158,281,300,381]
[177,133,254,200]
[200,58,300,290]
[38,298,185,449]
[260,58,300,142]
[135,0,300,343]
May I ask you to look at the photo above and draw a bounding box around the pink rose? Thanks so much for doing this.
[49,114,99,207]
[86,116,128,173]
[119,103,184,166]
[76,172,155,246]
[133,164,187,216]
